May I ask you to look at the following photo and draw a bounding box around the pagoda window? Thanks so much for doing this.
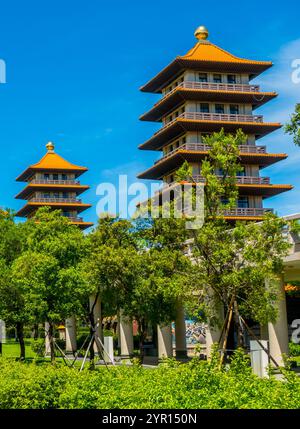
[199,103,209,113]
[62,192,69,199]
[220,197,229,205]
[237,168,246,177]
[44,173,50,180]
[230,104,239,115]
[43,192,50,198]
[213,74,222,83]
[215,104,225,114]
[53,173,59,180]
[200,133,210,142]
[198,73,208,82]
[61,173,68,180]
[227,74,236,84]
[237,197,249,208]
[53,192,60,199]
[215,168,224,176]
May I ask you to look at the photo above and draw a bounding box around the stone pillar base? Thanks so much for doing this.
[175,350,188,359]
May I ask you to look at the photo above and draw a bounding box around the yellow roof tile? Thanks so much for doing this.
[181,40,271,65]
[30,152,87,171]
[16,142,88,181]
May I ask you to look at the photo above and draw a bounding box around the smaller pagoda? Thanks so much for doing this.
[15,142,93,229]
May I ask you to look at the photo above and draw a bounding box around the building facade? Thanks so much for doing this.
[15,141,93,229]
[138,26,292,220]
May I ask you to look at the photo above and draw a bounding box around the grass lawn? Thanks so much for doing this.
[1,339,36,358]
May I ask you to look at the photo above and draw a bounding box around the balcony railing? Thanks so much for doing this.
[222,208,273,217]
[189,175,270,185]
[29,179,79,185]
[28,198,82,204]
[163,81,260,99]
[65,216,84,222]
[162,112,263,130]
[156,143,266,163]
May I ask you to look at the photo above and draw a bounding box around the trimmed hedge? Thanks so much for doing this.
[0,351,300,409]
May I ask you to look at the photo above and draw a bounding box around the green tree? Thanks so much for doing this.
[137,129,291,358]
[82,216,191,362]
[284,103,300,146]
[11,207,86,362]
[0,210,31,359]
[81,216,139,363]
[122,246,191,361]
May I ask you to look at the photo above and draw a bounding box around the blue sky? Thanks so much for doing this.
[0,0,300,225]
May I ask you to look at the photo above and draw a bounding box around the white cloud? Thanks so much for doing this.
[256,38,300,99]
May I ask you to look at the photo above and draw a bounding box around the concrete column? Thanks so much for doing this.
[250,340,269,378]
[117,318,121,353]
[175,304,187,359]
[260,325,269,341]
[157,324,173,360]
[103,336,114,364]
[89,294,102,354]
[119,312,134,359]
[0,320,6,344]
[45,322,50,356]
[268,276,289,367]
[206,324,222,359]
[65,316,77,355]
[206,301,224,359]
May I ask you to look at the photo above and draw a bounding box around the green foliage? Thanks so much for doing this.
[201,128,244,217]
[284,103,300,146]
[30,339,45,357]
[1,353,300,409]
[174,161,193,182]
[188,212,290,326]
[289,342,300,357]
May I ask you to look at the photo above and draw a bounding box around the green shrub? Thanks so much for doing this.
[31,339,45,357]
[289,341,300,357]
[1,350,300,409]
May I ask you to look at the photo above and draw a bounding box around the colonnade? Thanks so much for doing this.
[46,277,289,365]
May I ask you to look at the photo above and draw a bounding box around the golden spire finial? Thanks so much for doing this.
[194,25,209,41]
[46,141,55,152]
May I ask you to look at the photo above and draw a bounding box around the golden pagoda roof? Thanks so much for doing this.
[141,27,272,93]
[181,40,270,65]
[17,142,88,181]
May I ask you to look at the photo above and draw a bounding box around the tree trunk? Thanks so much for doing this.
[16,322,25,361]
[233,300,243,348]
[138,320,147,364]
[48,322,56,363]
[88,310,95,369]
[33,323,39,340]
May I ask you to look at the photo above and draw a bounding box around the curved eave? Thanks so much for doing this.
[16,202,92,217]
[140,89,277,122]
[237,184,293,197]
[15,184,90,200]
[139,119,281,150]
[141,58,272,93]
[137,151,288,179]
[224,216,264,221]
[72,221,94,230]
[16,167,88,182]
[177,180,292,198]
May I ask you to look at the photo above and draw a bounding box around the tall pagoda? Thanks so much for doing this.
[138,26,292,220]
[15,142,93,229]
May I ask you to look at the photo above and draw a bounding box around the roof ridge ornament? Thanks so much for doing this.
[46,141,55,153]
[194,25,209,42]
